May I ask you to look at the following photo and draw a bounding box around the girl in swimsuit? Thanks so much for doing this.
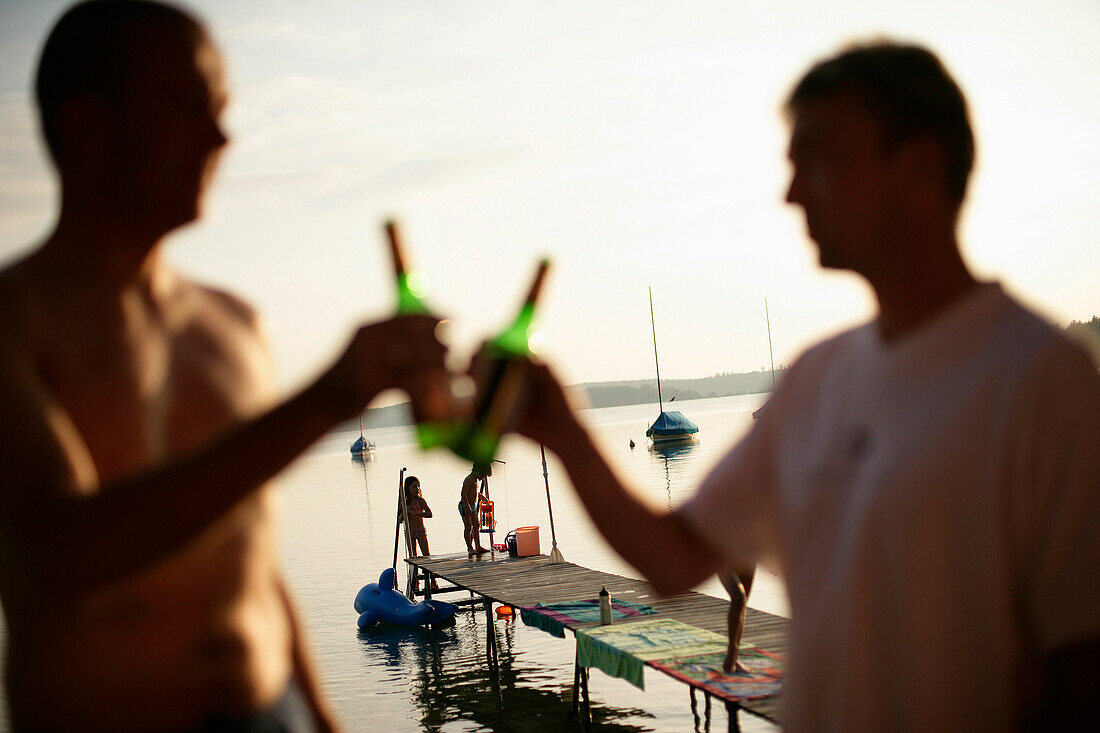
[401,476,433,557]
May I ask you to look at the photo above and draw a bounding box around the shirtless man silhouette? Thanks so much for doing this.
[0,2,446,730]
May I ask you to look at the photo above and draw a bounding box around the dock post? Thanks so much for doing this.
[569,647,592,730]
[580,664,592,732]
[483,599,503,707]
[569,651,581,722]
[725,699,742,733]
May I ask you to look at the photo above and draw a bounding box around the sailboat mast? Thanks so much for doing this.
[765,298,776,391]
[649,286,664,412]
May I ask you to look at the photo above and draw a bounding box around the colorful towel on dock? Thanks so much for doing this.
[519,598,656,638]
[649,647,786,702]
[576,618,729,689]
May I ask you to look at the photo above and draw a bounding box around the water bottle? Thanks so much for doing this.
[599,586,612,625]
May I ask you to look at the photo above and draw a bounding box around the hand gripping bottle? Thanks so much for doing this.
[453,259,550,468]
[385,220,456,449]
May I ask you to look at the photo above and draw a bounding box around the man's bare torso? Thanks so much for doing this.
[0,252,292,730]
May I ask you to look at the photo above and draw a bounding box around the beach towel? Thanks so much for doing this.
[649,646,785,702]
[576,618,729,689]
[519,598,656,638]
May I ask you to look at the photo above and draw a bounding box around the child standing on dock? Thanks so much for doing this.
[720,566,756,674]
[460,463,491,556]
[402,475,433,557]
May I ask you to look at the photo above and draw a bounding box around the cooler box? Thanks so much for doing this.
[515,526,541,557]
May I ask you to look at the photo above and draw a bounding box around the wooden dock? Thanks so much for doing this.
[406,551,789,730]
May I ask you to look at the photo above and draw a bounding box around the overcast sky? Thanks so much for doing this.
[2,0,1097,398]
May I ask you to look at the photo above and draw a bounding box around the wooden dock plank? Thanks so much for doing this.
[407,552,789,724]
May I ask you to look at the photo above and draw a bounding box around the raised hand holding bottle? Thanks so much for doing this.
[453,259,550,467]
[384,219,456,449]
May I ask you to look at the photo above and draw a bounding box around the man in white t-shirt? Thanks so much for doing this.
[514,42,1100,730]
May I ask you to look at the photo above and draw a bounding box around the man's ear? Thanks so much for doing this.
[51,96,108,166]
[893,135,950,211]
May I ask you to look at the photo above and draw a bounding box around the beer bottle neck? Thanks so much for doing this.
[396,273,430,315]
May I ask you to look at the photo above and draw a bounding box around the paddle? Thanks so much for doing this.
[541,444,565,563]
[391,466,407,589]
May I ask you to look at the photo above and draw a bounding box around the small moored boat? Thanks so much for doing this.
[351,413,376,455]
[646,409,699,444]
[645,287,699,445]
[350,435,376,455]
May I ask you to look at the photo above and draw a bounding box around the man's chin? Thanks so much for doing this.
[163,204,203,234]
[815,246,837,269]
[814,241,849,271]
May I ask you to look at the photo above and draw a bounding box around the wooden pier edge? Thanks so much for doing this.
[405,552,788,727]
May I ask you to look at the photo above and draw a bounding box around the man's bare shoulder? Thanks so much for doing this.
[170,278,270,365]
[178,279,263,333]
[169,277,277,411]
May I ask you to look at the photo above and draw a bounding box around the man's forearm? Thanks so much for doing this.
[546,415,720,595]
[30,376,355,597]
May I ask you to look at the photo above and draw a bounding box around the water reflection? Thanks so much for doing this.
[352,453,372,495]
[357,613,655,732]
[648,440,699,508]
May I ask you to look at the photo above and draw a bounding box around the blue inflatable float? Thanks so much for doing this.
[354,568,458,630]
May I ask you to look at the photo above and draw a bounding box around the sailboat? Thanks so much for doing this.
[645,287,699,445]
[752,298,778,421]
[350,412,376,456]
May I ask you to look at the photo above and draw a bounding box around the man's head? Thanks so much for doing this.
[784,41,974,274]
[36,0,228,234]
[472,462,493,479]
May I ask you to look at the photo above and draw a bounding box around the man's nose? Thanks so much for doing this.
[784,174,799,205]
[208,118,229,150]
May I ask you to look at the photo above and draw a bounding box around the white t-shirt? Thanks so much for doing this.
[681,283,1100,731]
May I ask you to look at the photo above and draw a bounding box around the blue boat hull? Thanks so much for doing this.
[646,410,699,442]
[350,436,375,454]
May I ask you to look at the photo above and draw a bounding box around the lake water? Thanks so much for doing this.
[0,394,788,732]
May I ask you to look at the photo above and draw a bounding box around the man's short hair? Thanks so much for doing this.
[787,41,975,207]
[35,0,202,163]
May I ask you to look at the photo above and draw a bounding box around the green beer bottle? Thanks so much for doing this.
[384,220,455,449]
[454,259,550,467]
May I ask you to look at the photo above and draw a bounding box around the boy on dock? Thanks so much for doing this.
[720,566,755,675]
[460,463,491,556]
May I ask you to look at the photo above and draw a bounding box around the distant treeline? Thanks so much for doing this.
[355,367,785,430]
[1065,316,1100,339]
[1064,315,1100,364]
[355,315,1097,431]
[575,368,785,409]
